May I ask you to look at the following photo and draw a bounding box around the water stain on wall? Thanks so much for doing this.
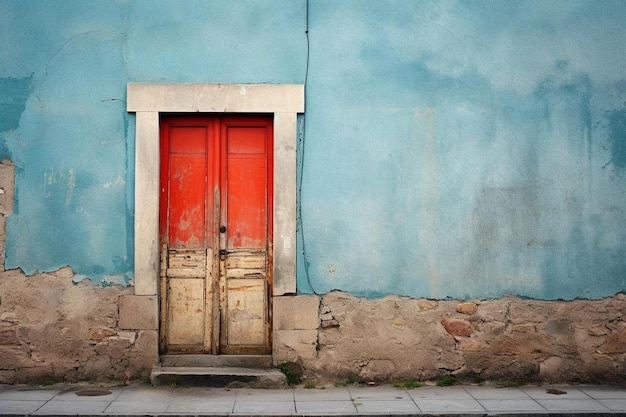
[607,109,626,168]
[464,186,542,297]
[0,75,33,133]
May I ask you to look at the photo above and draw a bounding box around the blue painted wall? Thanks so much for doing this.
[297,0,626,300]
[2,1,625,299]
[0,0,306,284]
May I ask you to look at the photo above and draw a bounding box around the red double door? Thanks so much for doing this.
[159,115,273,354]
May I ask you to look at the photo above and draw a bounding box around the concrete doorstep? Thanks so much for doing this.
[150,366,287,388]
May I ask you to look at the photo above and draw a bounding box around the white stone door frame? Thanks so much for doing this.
[127,83,303,297]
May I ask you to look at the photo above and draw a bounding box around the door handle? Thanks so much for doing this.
[219,225,227,233]
[219,249,229,260]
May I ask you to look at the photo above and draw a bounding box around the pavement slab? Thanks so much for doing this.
[1,383,626,416]
[414,398,486,413]
[0,400,47,414]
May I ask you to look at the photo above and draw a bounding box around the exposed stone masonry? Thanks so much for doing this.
[274,292,626,384]
[2,267,625,385]
[0,268,156,384]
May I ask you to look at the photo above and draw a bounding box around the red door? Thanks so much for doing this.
[159,115,273,354]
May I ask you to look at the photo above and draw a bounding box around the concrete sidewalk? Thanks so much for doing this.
[2,383,626,416]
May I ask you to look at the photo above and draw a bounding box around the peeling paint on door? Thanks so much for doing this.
[159,115,272,355]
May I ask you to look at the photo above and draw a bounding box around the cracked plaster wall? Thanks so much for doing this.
[274,293,626,384]
[1,0,625,297]
[0,1,305,284]
[0,268,156,384]
[1,0,626,384]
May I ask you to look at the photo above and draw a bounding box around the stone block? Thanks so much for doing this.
[0,312,18,323]
[456,302,478,315]
[603,329,626,354]
[458,339,482,352]
[273,295,320,330]
[416,299,438,311]
[546,318,572,334]
[539,356,564,379]
[0,328,20,346]
[0,346,34,368]
[441,318,473,337]
[118,295,157,330]
[117,331,137,344]
[130,330,159,370]
[0,160,14,216]
[479,320,506,335]
[89,327,116,340]
[273,329,318,364]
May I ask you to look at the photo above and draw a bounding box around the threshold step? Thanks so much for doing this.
[160,354,272,368]
[150,366,287,388]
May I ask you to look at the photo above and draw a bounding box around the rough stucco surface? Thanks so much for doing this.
[0,0,624,300]
[0,1,306,284]
[275,293,626,384]
[1,0,626,385]
[0,269,156,384]
[296,1,626,300]
[2,273,626,384]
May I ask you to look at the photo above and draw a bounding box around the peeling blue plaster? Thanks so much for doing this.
[3,1,132,283]
[2,0,626,299]
[0,75,33,158]
[0,75,33,134]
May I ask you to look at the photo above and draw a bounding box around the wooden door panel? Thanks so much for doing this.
[225,252,266,270]
[226,157,267,248]
[160,117,215,354]
[225,254,266,280]
[225,124,268,249]
[168,249,207,268]
[166,277,205,347]
[168,156,205,247]
[227,127,267,154]
[220,117,272,354]
[225,278,267,347]
[167,125,209,248]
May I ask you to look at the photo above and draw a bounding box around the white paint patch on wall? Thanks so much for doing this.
[65,168,75,206]
[44,167,76,207]
[102,175,125,189]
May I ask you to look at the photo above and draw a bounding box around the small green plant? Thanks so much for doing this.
[334,375,356,387]
[436,375,457,387]
[393,379,425,389]
[41,377,56,386]
[278,362,303,385]
[304,381,316,389]
[169,375,180,388]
